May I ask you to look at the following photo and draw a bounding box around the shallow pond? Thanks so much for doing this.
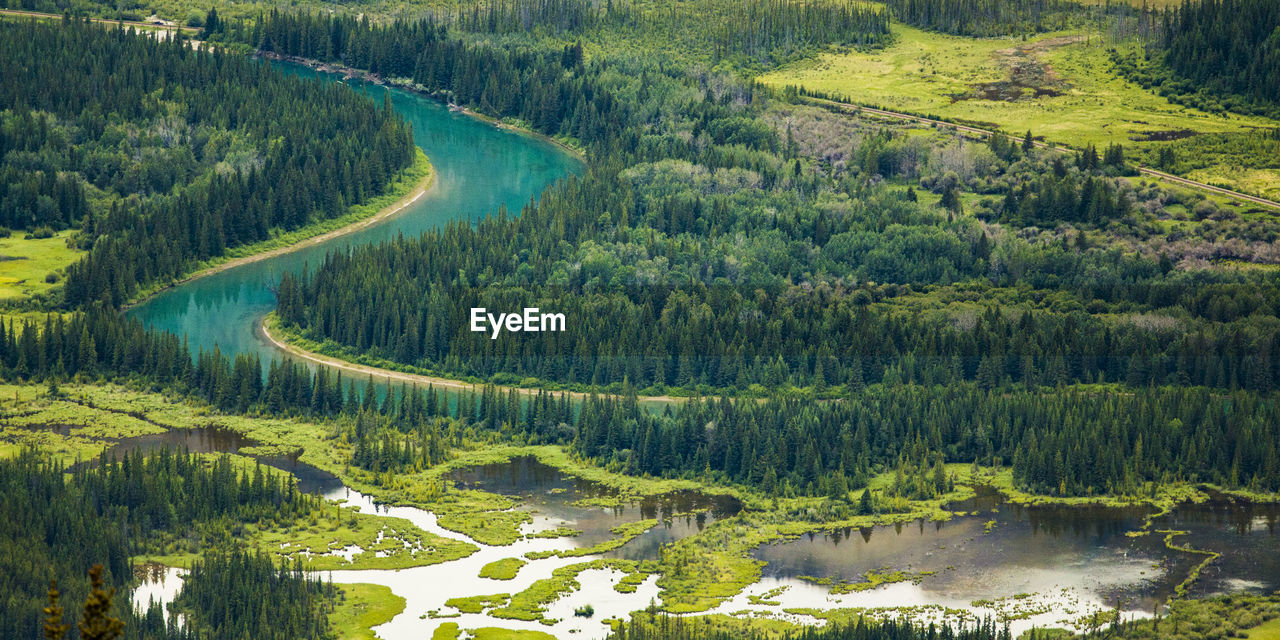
[448,456,740,560]
[1151,494,1280,598]
[128,452,735,639]
[728,487,1279,633]
[123,449,1280,638]
[65,426,254,472]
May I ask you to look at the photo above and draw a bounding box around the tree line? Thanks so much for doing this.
[571,384,1280,499]
[1112,0,1280,118]
[880,0,1090,36]
[609,613,1013,640]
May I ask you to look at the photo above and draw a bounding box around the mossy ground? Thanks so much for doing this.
[468,628,558,640]
[491,559,645,624]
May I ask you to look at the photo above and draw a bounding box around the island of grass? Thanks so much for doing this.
[480,558,527,580]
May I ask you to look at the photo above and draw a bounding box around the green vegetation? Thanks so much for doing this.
[821,569,935,594]
[468,628,558,640]
[0,18,415,308]
[480,558,528,580]
[445,593,510,614]
[492,559,643,623]
[609,613,1013,639]
[0,230,82,304]
[527,519,659,559]
[330,583,406,640]
[172,550,336,639]
[1125,0,1280,117]
[0,451,342,640]
[1101,594,1280,640]
[432,622,462,640]
[2,2,1279,638]
[761,24,1270,144]
[127,149,432,305]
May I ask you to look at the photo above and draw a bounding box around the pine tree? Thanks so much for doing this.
[78,565,123,640]
[43,580,70,640]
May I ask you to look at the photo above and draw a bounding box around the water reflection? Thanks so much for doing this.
[449,456,740,559]
[746,486,1279,632]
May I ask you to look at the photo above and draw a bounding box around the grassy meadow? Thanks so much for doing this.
[0,230,82,304]
[759,24,1280,198]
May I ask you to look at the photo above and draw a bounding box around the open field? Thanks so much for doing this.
[1247,618,1280,640]
[0,230,81,304]
[759,24,1280,198]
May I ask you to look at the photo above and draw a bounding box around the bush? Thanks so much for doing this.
[25,226,54,239]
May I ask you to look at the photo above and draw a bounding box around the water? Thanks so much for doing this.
[128,450,728,640]
[730,487,1279,633]
[448,456,740,558]
[1152,493,1280,598]
[66,426,254,472]
[105,428,1276,638]
[125,62,582,381]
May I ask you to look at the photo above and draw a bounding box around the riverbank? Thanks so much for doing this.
[123,150,434,309]
[260,312,696,405]
[257,52,587,162]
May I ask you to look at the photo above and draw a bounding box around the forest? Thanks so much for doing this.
[879,0,1094,36]
[238,0,1280,504]
[0,18,415,306]
[0,450,337,639]
[1108,0,1280,117]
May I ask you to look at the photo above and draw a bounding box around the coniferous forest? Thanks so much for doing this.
[1,0,1280,638]
[0,18,414,306]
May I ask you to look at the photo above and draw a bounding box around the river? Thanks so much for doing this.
[125,63,583,378]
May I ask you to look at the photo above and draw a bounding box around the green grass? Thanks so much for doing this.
[431,622,461,640]
[0,230,82,304]
[330,583,405,640]
[468,629,558,640]
[480,558,527,580]
[763,25,1271,145]
[445,593,510,614]
[760,24,1280,195]
[1246,618,1280,640]
[491,559,641,623]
